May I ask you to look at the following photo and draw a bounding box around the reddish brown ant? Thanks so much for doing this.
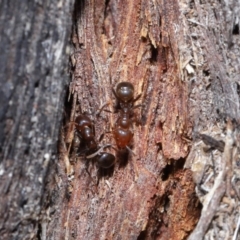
[74,114,115,170]
[113,112,133,150]
[63,91,115,193]
[112,82,141,152]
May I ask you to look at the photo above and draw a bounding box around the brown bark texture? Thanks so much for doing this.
[0,0,240,239]
[48,0,239,239]
[49,0,203,239]
[0,0,73,239]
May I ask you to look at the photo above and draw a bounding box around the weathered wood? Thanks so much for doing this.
[1,0,240,239]
[0,0,73,239]
[185,0,240,239]
[47,1,200,239]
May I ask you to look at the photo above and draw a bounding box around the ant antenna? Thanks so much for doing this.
[86,144,112,159]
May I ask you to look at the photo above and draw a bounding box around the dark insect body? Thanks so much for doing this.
[112,82,141,151]
[75,115,115,169]
[113,111,133,149]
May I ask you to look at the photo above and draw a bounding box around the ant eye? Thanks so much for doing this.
[116,82,134,102]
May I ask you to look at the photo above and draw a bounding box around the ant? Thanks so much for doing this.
[74,114,116,173]
[112,82,141,152]
[63,90,115,194]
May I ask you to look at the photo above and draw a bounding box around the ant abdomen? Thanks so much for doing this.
[113,127,133,149]
[97,152,115,169]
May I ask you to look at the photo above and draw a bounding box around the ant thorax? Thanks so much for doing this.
[119,101,133,113]
[116,111,131,129]
[86,139,98,153]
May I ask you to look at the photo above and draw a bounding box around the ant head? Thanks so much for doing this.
[75,115,92,131]
[116,82,134,102]
[97,152,115,169]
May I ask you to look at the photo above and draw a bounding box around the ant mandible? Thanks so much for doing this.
[112,82,141,152]
[75,114,115,170]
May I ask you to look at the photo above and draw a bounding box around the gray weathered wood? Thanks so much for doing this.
[0,0,73,239]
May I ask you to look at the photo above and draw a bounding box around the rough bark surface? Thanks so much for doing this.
[1,0,240,239]
[185,0,240,239]
[0,0,73,239]
[47,1,200,240]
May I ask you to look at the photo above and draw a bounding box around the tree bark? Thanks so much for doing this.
[0,0,73,239]
[1,0,240,240]
[48,0,201,239]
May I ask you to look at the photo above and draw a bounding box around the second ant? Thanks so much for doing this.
[112,81,141,154]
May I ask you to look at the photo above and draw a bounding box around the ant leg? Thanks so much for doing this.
[98,119,114,142]
[96,132,103,143]
[130,112,142,126]
[96,101,111,117]
[129,104,143,126]
[126,145,136,155]
[133,93,142,103]
[112,88,120,113]
[110,145,118,152]
[110,144,135,155]
[112,87,118,99]
[132,104,142,110]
